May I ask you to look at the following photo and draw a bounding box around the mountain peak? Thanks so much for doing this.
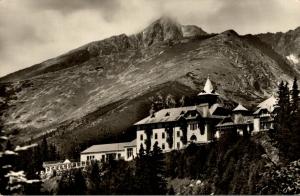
[139,16,183,47]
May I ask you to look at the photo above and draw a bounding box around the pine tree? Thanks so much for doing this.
[41,137,49,161]
[165,94,176,108]
[276,81,289,128]
[134,144,149,194]
[0,128,41,195]
[87,160,102,194]
[149,103,155,117]
[138,143,145,157]
[150,142,167,195]
[179,96,186,107]
[284,82,291,115]
[49,144,59,161]
[58,168,86,195]
[73,169,87,195]
[291,77,299,114]
[133,142,167,195]
[145,127,153,154]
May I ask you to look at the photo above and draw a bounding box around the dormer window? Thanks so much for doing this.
[151,113,155,118]
[165,112,170,117]
[180,111,185,115]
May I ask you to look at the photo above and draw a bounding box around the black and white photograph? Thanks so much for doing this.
[0,0,300,195]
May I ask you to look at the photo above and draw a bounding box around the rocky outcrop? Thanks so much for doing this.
[181,25,207,38]
[138,17,183,47]
[256,27,300,68]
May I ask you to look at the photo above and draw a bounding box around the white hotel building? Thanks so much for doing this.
[80,77,278,163]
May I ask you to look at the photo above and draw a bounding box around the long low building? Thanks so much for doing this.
[80,139,137,163]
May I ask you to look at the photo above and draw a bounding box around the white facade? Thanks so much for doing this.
[137,126,184,153]
[187,121,210,143]
[80,140,137,163]
[80,150,126,162]
[252,96,278,133]
[136,121,212,153]
[253,118,260,133]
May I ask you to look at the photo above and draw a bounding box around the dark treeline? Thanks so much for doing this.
[148,92,234,115]
[274,77,300,161]
[257,77,300,194]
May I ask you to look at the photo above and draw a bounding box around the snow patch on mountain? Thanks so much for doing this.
[286,54,299,64]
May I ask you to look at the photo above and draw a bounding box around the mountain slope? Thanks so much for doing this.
[0,17,298,156]
[256,27,300,69]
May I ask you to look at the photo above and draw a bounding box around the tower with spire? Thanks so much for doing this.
[197,76,219,106]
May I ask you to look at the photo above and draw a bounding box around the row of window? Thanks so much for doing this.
[87,155,95,161]
[140,131,183,141]
[190,123,198,130]
[137,121,205,130]
[87,153,125,162]
[139,142,181,151]
[139,124,200,140]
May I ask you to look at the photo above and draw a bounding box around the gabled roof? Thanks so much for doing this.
[134,106,197,125]
[63,159,71,164]
[134,102,230,126]
[233,103,248,112]
[210,103,230,116]
[81,139,136,154]
[253,107,269,115]
[216,116,234,127]
[44,159,76,165]
[256,95,278,113]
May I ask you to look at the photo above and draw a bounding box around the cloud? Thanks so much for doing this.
[0,0,300,77]
[27,0,122,21]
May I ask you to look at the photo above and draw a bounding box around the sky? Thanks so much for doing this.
[1,0,300,77]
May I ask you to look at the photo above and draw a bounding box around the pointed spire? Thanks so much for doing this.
[203,76,214,94]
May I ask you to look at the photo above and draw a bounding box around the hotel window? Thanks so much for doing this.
[118,154,121,159]
[140,134,143,141]
[162,132,165,139]
[127,148,133,158]
[102,155,105,160]
[177,131,180,137]
[177,142,180,149]
[155,133,158,139]
[162,143,165,150]
[200,127,205,135]
[190,123,197,130]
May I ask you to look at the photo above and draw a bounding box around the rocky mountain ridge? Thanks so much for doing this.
[0,17,299,156]
[256,26,300,69]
